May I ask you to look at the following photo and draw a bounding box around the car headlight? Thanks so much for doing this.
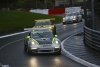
[55,40,59,44]
[73,16,77,20]
[31,42,35,44]
[49,27,52,29]
[63,18,65,19]
[74,16,76,18]
[30,41,36,47]
[53,40,61,48]
[54,41,60,48]
[54,40,60,45]
[63,18,65,22]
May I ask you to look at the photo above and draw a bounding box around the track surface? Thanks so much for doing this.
[0,22,87,67]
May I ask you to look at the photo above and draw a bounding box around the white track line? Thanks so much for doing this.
[0,38,24,66]
[0,38,24,50]
[61,31,100,67]
[0,23,79,39]
[0,63,2,67]
[0,31,29,39]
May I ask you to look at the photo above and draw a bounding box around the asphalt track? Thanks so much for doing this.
[0,22,87,67]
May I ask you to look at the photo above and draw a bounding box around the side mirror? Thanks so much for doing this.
[26,36,30,39]
[55,35,58,38]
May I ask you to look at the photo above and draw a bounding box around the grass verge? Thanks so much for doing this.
[0,10,62,33]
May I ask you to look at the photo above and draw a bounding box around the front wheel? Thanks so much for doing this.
[76,19,79,23]
[55,48,61,55]
[24,46,27,51]
[53,25,56,35]
[27,48,32,54]
[63,22,66,25]
[80,18,82,22]
[56,51,61,55]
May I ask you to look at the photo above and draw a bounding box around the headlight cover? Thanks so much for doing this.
[73,16,76,19]
[53,40,60,48]
[63,18,66,22]
[29,41,36,47]
[55,40,59,44]
[73,16,77,20]
[29,39,39,47]
[49,27,52,29]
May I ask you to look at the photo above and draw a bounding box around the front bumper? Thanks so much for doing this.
[28,47,61,54]
[66,19,77,23]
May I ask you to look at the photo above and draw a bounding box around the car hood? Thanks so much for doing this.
[35,38,52,44]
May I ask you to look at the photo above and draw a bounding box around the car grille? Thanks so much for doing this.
[38,48,53,53]
[40,50,52,52]
[42,45,51,47]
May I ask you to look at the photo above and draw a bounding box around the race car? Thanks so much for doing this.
[24,28,61,54]
[63,12,82,24]
[33,18,56,34]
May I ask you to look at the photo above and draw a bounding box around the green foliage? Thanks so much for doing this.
[0,10,62,32]
[0,0,55,9]
[94,0,100,15]
[17,0,27,7]
[74,2,83,6]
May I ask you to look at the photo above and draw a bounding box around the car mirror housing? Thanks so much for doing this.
[26,36,30,39]
[55,35,58,38]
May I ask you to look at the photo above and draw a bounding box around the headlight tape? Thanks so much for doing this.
[32,38,39,44]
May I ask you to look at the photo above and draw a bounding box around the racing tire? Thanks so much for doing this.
[55,48,61,55]
[63,22,66,25]
[24,41,28,51]
[27,48,32,54]
[76,19,79,23]
[24,46,27,51]
[80,19,82,22]
[24,38,28,51]
[56,51,61,55]
[53,25,57,35]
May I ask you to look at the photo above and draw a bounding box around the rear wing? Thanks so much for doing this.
[34,18,55,22]
[24,28,51,31]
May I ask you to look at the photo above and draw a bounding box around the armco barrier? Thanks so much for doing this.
[30,9,48,14]
[48,8,65,15]
[22,7,81,15]
[65,7,81,13]
[84,26,100,51]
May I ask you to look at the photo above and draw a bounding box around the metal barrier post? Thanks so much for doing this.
[91,0,95,29]
[83,0,87,26]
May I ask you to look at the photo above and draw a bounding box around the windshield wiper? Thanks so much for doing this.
[37,33,43,37]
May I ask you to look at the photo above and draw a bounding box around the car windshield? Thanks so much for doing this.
[66,13,72,16]
[31,31,53,38]
[43,21,51,25]
[35,20,51,26]
[72,13,77,16]
[35,22,42,26]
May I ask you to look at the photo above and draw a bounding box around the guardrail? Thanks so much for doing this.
[84,26,100,50]
[29,7,81,15]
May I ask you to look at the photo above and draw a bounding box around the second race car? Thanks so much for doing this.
[63,12,82,24]
[33,18,56,34]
